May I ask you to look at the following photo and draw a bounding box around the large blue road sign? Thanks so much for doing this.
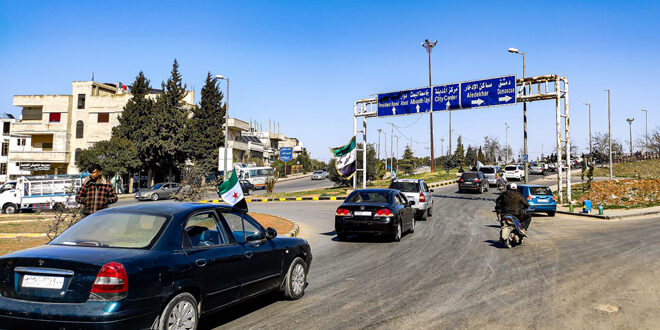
[377,88,431,117]
[377,75,516,117]
[432,83,460,111]
[280,147,293,162]
[460,76,516,109]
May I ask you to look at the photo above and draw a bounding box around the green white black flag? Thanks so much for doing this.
[331,136,357,179]
[217,169,248,211]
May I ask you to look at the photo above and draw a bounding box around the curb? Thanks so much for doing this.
[557,209,660,220]
[200,196,347,204]
[284,220,300,237]
[428,179,458,189]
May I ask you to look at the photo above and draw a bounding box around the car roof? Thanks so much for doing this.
[391,179,420,183]
[353,188,397,194]
[518,184,549,188]
[95,202,244,217]
[462,171,480,174]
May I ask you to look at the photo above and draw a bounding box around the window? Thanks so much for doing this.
[0,163,6,175]
[17,138,26,146]
[42,143,53,150]
[221,212,247,243]
[389,181,420,192]
[76,121,84,138]
[1,142,7,156]
[77,94,85,109]
[346,191,390,204]
[184,212,226,247]
[97,113,109,123]
[3,122,9,135]
[75,148,81,165]
[242,216,264,241]
[49,113,61,122]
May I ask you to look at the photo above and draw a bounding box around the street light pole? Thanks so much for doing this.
[626,118,635,155]
[504,122,510,164]
[604,89,612,180]
[216,75,229,180]
[377,128,383,160]
[422,39,438,172]
[395,135,400,172]
[440,138,444,156]
[641,109,648,153]
[389,122,394,176]
[508,48,528,183]
[584,102,592,163]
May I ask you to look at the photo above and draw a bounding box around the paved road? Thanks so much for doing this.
[198,181,660,329]
[251,175,335,196]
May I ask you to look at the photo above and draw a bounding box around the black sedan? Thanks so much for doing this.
[239,179,255,195]
[335,189,416,242]
[0,203,312,329]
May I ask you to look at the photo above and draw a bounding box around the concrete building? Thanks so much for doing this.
[0,114,16,182]
[10,80,194,178]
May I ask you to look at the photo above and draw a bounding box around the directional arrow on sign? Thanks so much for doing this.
[471,99,484,106]
[392,107,397,115]
[446,101,451,109]
[415,104,420,112]
[499,95,512,102]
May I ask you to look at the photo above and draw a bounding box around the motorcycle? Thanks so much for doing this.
[496,176,508,191]
[497,212,526,248]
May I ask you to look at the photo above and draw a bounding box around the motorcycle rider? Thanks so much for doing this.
[495,183,531,234]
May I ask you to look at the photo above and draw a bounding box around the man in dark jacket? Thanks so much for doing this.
[76,164,118,216]
[495,183,531,231]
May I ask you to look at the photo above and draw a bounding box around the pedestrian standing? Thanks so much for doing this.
[76,164,118,216]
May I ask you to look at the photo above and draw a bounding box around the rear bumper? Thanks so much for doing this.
[335,218,395,235]
[458,183,483,191]
[528,204,557,212]
[0,296,160,329]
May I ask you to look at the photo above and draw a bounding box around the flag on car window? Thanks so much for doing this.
[477,161,484,170]
[331,136,357,179]
[217,169,248,211]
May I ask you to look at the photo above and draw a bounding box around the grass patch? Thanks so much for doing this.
[0,237,49,256]
[0,221,51,234]
[593,159,660,179]
[557,179,660,209]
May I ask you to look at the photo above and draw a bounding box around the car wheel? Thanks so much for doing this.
[154,292,198,330]
[283,257,308,300]
[3,203,17,214]
[427,206,432,217]
[548,211,556,217]
[151,194,160,201]
[392,222,402,242]
[420,209,427,221]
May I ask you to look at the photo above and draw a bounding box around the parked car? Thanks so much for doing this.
[239,179,255,195]
[311,170,328,180]
[478,165,501,186]
[458,171,489,194]
[135,182,180,201]
[388,179,433,220]
[335,189,415,242]
[503,165,525,181]
[529,163,548,175]
[0,203,312,329]
[517,184,556,216]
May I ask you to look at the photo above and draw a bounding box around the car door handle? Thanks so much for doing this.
[244,251,254,259]
[195,259,207,267]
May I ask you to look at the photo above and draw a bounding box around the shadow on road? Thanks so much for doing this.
[483,239,509,249]
[433,194,497,202]
[485,224,500,228]
[332,234,398,243]
[320,230,336,236]
[198,292,280,329]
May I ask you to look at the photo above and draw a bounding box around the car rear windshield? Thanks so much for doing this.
[505,166,517,171]
[388,182,420,192]
[479,167,495,174]
[461,173,479,180]
[529,187,553,196]
[346,191,391,203]
[50,212,168,249]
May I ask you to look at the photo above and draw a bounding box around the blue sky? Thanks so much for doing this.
[1,0,658,162]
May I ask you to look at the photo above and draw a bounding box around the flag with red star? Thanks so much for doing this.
[217,169,247,211]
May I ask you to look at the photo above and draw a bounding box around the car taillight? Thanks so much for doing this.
[90,262,128,301]
[551,196,555,202]
[375,208,393,217]
[474,179,481,183]
[459,178,464,182]
[515,170,519,173]
[419,192,426,202]
[336,208,352,216]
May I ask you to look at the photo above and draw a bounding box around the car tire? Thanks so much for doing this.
[283,257,308,300]
[153,292,198,330]
[248,189,253,196]
[392,221,402,242]
[3,203,17,214]
[337,233,348,241]
[427,206,432,218]
[409,218,415,233]
[420,209,427,221]
[151,194,160,201]
[548,211,556,217]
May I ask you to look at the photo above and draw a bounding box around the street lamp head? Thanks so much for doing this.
[583,102,589,106]
[215,74,225,80]
[626,118,635,124]
[507,48,520,54]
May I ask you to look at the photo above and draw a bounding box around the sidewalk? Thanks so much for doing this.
[556,204,660,220]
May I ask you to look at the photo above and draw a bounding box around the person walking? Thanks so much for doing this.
[76,164,118,216]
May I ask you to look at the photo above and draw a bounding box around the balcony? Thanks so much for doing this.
[227,140,248,151]
[12,121,67,133]
[10,151,69,163]
[224,118,249,131]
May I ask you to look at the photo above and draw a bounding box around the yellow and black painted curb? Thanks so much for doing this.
[285,220,300,237]
[200,196,346,204]
[428,179,459,189]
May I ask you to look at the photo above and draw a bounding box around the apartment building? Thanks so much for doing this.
[0,114,16,182]
[10,80,194,178]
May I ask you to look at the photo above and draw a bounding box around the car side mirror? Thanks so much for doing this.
[409,201,416,206]
[266,227,277,239]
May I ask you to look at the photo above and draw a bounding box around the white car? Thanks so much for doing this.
[504,164,525,181]
[388,179,433,220]
[311,170,328,180]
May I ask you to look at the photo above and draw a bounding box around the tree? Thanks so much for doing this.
[464,145,475,167]
[77,137,141,180]
[186,72,225,174]
[477,147,486,164]
[294,149,312,173]
[452,135,465,166]
[593,132,624,159]
[482,136,501,164]
[398,146,416,176]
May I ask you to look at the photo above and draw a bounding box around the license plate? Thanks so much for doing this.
[537,198,548,203]
[354,211,372,216]
[22,275,64,289]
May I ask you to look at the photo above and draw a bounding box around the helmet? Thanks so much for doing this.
[507,183,517,190]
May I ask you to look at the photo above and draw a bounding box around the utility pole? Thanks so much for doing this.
[377,128,383,160]
[626,118,635,155]
[389,122,395,176]
[504,122,510,164]
[508,48,528,183]
[641,109,648,153]
[604,89,613,180]
[395,135,400,172]
[422,39,438,172]
[440,138,444,156]
[584,102,592,163]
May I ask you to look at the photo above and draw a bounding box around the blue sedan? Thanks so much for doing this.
[517,184,557,216]
[0,203,312,329]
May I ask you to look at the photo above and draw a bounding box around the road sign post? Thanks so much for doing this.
[280,147,293,178]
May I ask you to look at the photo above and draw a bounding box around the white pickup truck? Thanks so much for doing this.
[0,174,89,214]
